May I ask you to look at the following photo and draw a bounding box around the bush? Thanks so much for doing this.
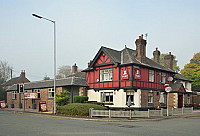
[73,96,88,103]
[57,103,106,116]
[56,90,70,106]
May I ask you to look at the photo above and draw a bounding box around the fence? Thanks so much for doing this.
[89,107,193,119]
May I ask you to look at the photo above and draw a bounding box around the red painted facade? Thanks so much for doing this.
[86,51,174,91]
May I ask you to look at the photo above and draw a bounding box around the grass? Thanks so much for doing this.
[57,103,106,116]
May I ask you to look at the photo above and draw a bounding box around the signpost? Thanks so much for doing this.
[165,86,172,116]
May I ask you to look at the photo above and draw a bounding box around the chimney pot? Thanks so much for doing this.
[72,63,78,74]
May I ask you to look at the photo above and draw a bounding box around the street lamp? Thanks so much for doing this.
[32,13,57,114]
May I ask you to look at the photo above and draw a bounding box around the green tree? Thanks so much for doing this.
[43,75,50,80]
[181,52,200,90]
[159,54,180,72]
[56,90,70,106]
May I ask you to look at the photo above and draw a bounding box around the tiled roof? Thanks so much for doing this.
[86,46,175,73]
[174,73,193,82]
[6,72,88,91]
[4,76,30,87]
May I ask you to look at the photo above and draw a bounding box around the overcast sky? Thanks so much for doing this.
[0,0,200,81]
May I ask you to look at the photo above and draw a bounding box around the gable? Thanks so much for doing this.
[95,52,113,66]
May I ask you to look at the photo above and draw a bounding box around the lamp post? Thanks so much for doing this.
[32,13,56,114]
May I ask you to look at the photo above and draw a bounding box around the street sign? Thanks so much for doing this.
[165,86,172,93]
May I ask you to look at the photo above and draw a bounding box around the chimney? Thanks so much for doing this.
[135,34,147,63]
[72,63,78,74]
[164,52,174,70]
[20,70,25,77]
[153,48,160,63]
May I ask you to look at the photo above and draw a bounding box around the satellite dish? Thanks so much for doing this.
[168,77,173,82]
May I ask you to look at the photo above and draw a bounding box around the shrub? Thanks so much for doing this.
[57,103,106,116]
[73,96,88,103]
[56,90,70,106]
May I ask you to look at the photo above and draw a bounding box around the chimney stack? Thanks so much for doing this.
[135,34,147,63]
[20,70,25,77]
[72,63,78,74]
[153,48,160,63]
[164,52,174,70]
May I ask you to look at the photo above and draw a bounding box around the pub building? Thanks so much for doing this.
[83,35,193,110]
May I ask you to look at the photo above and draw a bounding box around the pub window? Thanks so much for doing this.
[48,88,54,98]
[34,89,40,99]
[100,69,113,82]
[148,70,155,82]
[148,92,153,103]
[161,72,166,83]
[101,92,113,103]
[187,94,190,104]
[126,91,134,103]
[12,91,17,100]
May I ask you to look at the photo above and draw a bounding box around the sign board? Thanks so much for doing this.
[134,69,141,80]
[165,86,172,93]
[24,93,37,99]
[0,100,6,108]
[39,101,48,112]
[121,69,129,80]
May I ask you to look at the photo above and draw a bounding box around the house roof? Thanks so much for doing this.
[174,73,193,82]
[170,82,186,93]
[4,75,30,87]
[6,72,88,92]
[85,46,175,73]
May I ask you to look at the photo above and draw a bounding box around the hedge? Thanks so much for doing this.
[57,103,106,116]
[73,96,88,103]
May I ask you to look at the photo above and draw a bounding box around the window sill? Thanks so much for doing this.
[48,98,54,100]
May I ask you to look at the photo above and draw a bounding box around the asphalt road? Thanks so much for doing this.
[0,111,200,136]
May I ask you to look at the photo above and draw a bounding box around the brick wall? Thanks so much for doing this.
[141,90,160,109]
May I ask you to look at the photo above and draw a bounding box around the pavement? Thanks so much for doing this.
[1,108,200,122]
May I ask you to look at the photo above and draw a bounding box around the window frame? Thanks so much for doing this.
[161,72,166,83]
[12,91,17,100]
[148,91,153,104]
[148,69,155,82]
[48,88,54,99]
[126,91,134,104]
[101,92,113,103]
[100,68,113,82]
[33,89,40,99]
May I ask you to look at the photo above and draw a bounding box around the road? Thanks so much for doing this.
[0,111,200,136]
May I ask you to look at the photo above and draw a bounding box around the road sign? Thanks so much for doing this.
[165,86,172,93]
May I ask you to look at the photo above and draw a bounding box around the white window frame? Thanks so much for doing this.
[126,91,134,103]
[161,72,166,83]
[33,89,40,99]
[48,88,54,98]
[148,92,153,103]
[148,70,155,82]
[12,91,17,100]
[101,92,113,103]
[100,69,113,82]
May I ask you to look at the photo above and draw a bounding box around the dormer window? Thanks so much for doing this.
[100,69,113,82]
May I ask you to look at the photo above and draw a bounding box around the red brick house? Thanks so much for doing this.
[6,64,88,111]
[83,35,193,110]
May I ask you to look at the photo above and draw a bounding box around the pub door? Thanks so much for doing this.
[178,95,183,108]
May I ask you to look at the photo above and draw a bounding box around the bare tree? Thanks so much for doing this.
[56,65,71,79]
[0,61,12,84]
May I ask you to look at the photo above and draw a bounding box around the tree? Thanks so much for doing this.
[56,90,70,106]
[181,52,200,90]
[56,65,71,79]
[159,53,180,72]
[43,75,50,80]
[0,60,12,101]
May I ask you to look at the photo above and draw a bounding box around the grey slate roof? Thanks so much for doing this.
[85,46,175,73]
[170,82,185,93]
[7,72,88,92]
[4,76,30,87]
[174,73,193,82]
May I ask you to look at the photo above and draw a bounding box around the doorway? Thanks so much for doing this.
[178,95,183,108]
